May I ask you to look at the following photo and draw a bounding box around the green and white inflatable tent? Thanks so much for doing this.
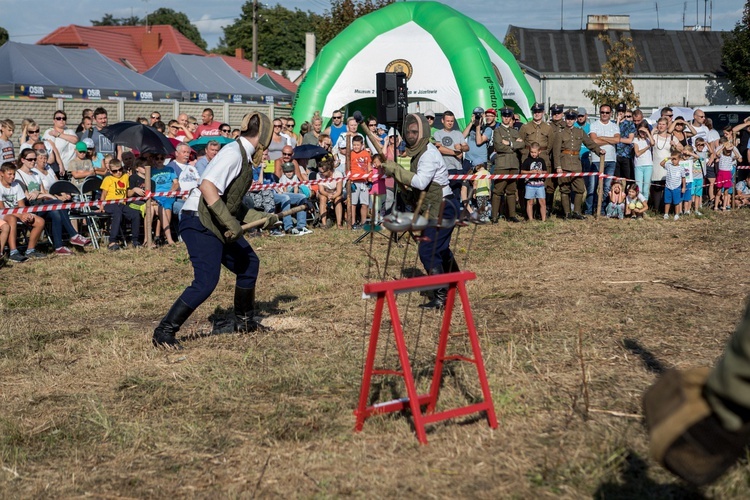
[291,1,536,129]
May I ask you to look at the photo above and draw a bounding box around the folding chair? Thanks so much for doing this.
[79,176,111,249]
[48,180,89,247]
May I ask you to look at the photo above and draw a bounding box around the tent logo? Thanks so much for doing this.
[385,59,413,80]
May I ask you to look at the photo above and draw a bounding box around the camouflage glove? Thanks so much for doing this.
[207,199,243,242]
[643,367,750,486]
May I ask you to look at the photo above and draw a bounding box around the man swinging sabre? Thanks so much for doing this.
[152,112,273,347]
[383,113,459,309]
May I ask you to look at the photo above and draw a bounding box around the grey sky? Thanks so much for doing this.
[2,0,744,57]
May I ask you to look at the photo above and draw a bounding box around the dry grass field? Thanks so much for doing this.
[2,210,750,498]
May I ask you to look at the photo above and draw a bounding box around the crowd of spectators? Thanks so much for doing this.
[2,104,750,265]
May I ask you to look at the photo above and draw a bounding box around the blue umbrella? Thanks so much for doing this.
[188,135,234,148]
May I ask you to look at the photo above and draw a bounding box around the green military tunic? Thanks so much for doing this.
[518,120,554,164]
[491,124,523,219]
[551,125,600,216]
[552,126,600,172]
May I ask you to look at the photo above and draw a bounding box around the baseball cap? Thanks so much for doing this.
[75,141,87,152]
[485,108,497,116]
[473,106,485,115]
[83,138,95,150]
[577,107,588,116]
[616,102,627,112]
[424,111,435,118]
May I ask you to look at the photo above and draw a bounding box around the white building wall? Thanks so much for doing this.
[521,73,739,113]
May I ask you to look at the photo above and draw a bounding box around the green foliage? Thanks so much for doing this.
[722,1,750,101]
[582,34,640,110]
[503,32,520,59]
[90,10,207,50]
[0,26,9,46]
[217,3,321,69]
[90,13,139,26]
[146,8,207,50]
[315,0,395,48]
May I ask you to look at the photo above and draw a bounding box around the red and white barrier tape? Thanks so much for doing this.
[0,190,188,216]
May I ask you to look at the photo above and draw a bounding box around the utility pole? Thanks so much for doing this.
[580,0,585,30]
[655,2,660,29]
[252,0,258,78]
[560,0,564,30]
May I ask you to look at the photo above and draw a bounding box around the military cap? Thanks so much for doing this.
[564,108,578,119]
[499,106,514,117]
[550,103,565,114]
[531,102,545,113]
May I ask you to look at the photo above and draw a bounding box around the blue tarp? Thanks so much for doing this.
[0,41,180,101]
[144,53,288,105]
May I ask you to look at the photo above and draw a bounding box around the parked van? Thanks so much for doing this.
[700,105,750,131]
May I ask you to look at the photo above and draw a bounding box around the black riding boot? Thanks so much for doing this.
[152,298,194,348]
[212,286,270,334]
[234,286,270,332]
[420,267,448,309]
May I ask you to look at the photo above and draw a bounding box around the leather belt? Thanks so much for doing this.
[561,149,579,155]
[182,210,198,216]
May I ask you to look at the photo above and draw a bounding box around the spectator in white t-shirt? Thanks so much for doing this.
[589,104,620,214]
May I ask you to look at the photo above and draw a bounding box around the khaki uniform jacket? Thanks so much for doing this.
[493,125,523,170]
[518,121,554,163]
[552,126,600,172]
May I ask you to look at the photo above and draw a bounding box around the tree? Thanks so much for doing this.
[503,32,520,59]
[722,1,750,101]
[91,14,139,26]
[145,8,207,50]
[315,0,395,48]
[217,3,321,69]
[90,10,207,50]
[582,34,640,109]
[0,27,8,46]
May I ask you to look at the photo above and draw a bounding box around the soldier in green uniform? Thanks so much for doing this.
[519,102,554,164]
[518,102,554,209]
[491,106,524,223]
[546,103,566,216]
[551,109,604,220]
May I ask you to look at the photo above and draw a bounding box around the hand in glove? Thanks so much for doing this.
[384,160,415,186]
[207,199,243,242]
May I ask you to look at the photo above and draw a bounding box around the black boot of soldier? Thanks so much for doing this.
[152,298,194,348]
[420,267,448,309]
[234,286,270,333]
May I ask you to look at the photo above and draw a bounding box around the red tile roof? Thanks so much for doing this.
[37,25,206,73]
[209,54,298,93]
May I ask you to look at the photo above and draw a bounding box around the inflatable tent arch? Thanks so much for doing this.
[291,1,536,131]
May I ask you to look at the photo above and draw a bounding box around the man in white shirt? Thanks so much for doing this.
[152,112,273,348]
[691,109,709,145]
[589,104,621,214]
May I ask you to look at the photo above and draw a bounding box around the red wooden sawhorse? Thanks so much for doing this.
[354,270,498,444]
